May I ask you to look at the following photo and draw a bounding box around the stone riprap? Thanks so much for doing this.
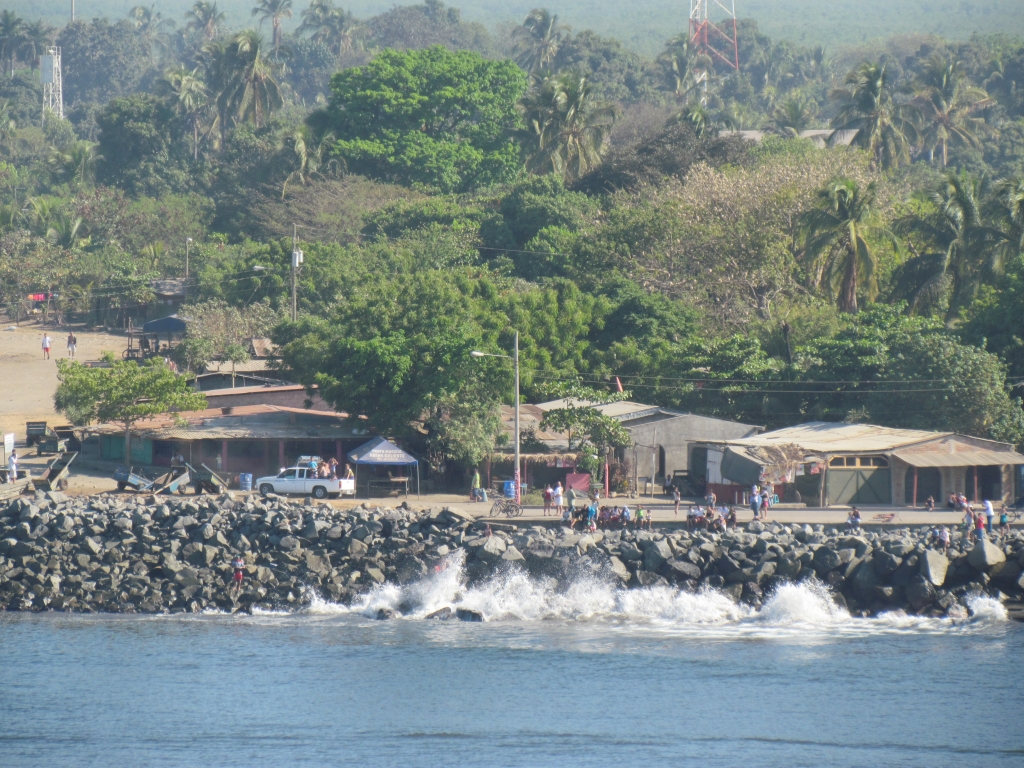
[2,491,1023,618]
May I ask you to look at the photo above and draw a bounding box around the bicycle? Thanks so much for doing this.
[490,497,523,518]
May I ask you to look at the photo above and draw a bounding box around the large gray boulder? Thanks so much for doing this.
[618,541,643,562]
[967,539,1006,571]
[919,549,949,587]
[661,558,701,582]
[501,546,525,563]
[904,575,936,611]
[644,539,673,572]
[872,550,902,576]
[476,535,507,563]
[813,546,842,573]
[608,556,631,583]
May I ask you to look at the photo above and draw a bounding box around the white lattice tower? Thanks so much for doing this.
[41,47,63,121]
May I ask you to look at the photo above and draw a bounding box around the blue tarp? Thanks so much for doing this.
[142,314,187,335]
[347,436,417,465]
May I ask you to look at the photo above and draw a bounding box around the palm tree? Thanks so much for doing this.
[130,5,176,62]
[280,125,337,196]
[0,99,15,145]
[512,9,569,73]
[893,172,1003,322]
[990,177,1024,262]
[656,34,709,103]
[0,11,26,77]
[831,61,919,169]
[185,1,226,41]
[913,56,991,167]
[19,20,54,73]
[158,65,209,160]
[219,30,283,129]
[800,178,884,313]
[298,0,360,57]
[46,212,86,249]
[252,0,293,53]
[770,95,817,136]
[521,69,616,182]
[48,141,98,186]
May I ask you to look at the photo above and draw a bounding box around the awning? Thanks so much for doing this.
[891,449,1024,468]
[142,314,187,334]
[347,436,417,465]
[720,446,763,486]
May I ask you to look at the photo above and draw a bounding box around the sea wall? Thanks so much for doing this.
[2,490,1023,618]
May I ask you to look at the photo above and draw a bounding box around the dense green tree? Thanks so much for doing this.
[0,11,25,79]
[54,355,207,460]
[219,30,283,128]
[313,46,526,192]
[298,0,363,57]
[95,93,195,197]
[56,19,155,106]
[364,0,495,57]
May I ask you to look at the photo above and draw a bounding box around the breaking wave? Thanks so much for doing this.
[303,550,1009,636]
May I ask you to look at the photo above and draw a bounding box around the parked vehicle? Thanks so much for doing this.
[255,466,355,499]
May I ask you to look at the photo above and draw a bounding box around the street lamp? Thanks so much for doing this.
[185,237,193,279]
[471,331,520,504]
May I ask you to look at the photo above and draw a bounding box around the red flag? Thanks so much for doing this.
[615,376,623,392]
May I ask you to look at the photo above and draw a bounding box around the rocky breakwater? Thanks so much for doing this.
[1,490,1023,619]
[474,520,1024,619]
[0,490,479,614]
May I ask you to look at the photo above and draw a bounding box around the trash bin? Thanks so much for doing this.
[480,489,487,502]
[503,480,516,498]
[239,473,253,492]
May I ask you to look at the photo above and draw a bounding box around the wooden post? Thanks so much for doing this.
[913,466,918,508]
[220,440,228,475]
[973,467,979,502]
[278,440,285,470]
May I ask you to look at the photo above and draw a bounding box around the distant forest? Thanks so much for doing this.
[13,0,1024,56]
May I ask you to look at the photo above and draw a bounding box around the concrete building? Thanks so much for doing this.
[535,400,762,488]
[83,405,372,479]
[702,422,1024,506]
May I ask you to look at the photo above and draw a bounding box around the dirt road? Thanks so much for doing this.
[0,324,123,439]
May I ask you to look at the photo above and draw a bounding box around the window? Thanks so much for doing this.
[830,457,845,467]
[281,469,296,479]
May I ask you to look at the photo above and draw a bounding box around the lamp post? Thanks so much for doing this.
[185,237,193,279]
[471,331,520,504]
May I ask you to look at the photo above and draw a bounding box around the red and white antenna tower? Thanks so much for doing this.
[689,0,740,102]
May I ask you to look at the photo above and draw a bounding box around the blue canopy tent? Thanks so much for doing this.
[347,436,419,498]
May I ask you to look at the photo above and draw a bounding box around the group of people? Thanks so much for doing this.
[749,483,775,520]
[306,456,354,480]
[962,499,1010,541]
[566,501,652,532]
[686,504,738,532]
[40,332,76,360]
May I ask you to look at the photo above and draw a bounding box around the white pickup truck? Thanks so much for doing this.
[255,466,355,499]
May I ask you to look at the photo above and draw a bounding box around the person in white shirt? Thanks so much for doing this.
[41,334,52,360]
[7,450,17,482]
[983,499,995,533]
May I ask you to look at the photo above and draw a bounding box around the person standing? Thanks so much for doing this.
[543,484,553,516]
[566,484,576,517]
[975,509,987,540]
[983,499,995,534]
[998,507,1010,537]
[554,481,564,517]
[963,507,975,544]
[750,490,761,520]
[231,555,246,595]
[673,485,681,517]
[470,468,482,502]
[41,333,52,360]
[66,331,77,358]
[6,450,17,483]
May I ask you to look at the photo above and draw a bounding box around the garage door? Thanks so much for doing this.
[827,468,892,504]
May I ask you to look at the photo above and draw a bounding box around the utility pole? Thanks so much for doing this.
[291,224,303,321]
[513,330,520,505]
[72,0,75,21]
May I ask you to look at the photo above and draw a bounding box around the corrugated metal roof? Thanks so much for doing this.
[728,422,950,454]
[89,404,361,441]
[534,399,658,417]
[892,449,1024,468]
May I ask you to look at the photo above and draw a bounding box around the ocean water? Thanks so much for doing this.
[2,553,1022,767]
